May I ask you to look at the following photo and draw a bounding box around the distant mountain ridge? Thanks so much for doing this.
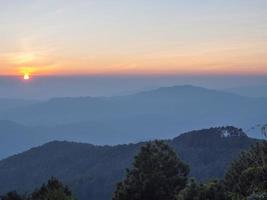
[0,126,258,200]
[1,85,267,159]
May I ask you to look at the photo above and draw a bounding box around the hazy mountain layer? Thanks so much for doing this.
[225,84,267,98]
[1,85,266,158]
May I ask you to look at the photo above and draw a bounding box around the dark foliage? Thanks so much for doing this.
[113,141,189,200]
[224,141,267,199]
[177,179,228,200]
[30,177,74,200]
[248,192,267,200]
[0,191,26,200]
[0,178,74,200]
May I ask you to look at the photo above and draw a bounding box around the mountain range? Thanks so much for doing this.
[0,126,258,200]
[0,85,266,159]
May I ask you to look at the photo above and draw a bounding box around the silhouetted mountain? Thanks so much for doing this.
[0,127,258,200]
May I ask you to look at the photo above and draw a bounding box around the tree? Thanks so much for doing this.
[29,177,75,200]
[176,179,200,200]
[177,179,228,200]
[224,142,267,199]
[0,191,26,200]
[113,140,189,200]
[248,192,267,200]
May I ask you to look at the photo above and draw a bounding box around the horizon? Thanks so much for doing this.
[1,74,267,99]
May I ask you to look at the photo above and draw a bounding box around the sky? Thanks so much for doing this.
[0,0,267,77]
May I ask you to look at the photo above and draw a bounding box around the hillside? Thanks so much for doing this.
[0,85,266,160]
[0,127,258,200]
[3,85,261,126]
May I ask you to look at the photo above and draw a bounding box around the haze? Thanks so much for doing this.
[0,75,266,99]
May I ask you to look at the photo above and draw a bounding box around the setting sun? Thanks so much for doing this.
[23,74,30,80]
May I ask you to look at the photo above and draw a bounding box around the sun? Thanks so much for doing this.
[23,73,30,80]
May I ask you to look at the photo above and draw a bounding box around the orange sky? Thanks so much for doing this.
[1,0,267,77]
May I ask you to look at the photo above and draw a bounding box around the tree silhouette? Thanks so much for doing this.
[30,177,74,200]
[224,142,267,199]
[113,140,189,200]
[0,191,26,200]
[177,179,228,200]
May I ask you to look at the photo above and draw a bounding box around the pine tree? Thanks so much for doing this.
[30,177,74,200]
[113,140,189,200]
[224,142,267,198]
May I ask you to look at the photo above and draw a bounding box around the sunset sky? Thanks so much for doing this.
[0,0,267,76]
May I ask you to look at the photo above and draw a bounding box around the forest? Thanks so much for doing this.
[1,139,266,200]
